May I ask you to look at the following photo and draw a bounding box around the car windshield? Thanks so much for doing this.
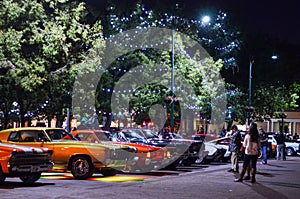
[140,129,159,139]
[45,129,77,141]
[75,132,94,142]
[8,130,50,142]
[120,130,145,139]
[95,131,110,141]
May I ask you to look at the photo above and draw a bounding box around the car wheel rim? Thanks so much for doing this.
[73,159,89,176]
[286,149,293,156]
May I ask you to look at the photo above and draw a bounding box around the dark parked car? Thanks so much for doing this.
[113,128,207,169]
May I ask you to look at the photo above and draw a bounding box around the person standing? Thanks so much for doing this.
[259,128,268,164]
[219,128,226,137]
[276,131,286,160]
[293,133,299,140]
[228,125,242,173]
[235,123,261,183]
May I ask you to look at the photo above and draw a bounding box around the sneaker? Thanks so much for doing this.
[243,176,251,180]
[251,178,256,183]
[234,178,243,182]
[227,169,234,172]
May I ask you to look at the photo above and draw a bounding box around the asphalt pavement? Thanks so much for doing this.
[182,156,300,199]
[0,157,299,199]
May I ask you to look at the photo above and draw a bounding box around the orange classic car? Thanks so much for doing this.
[0,127,138,179]
[72,129,171,172]
[0,141,53,183]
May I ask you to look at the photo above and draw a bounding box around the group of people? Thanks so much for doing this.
[227,123,269,183]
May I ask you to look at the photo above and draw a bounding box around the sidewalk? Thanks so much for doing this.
[193,156,300,199]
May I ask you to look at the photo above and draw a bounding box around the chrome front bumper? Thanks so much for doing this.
[10,163,54,173]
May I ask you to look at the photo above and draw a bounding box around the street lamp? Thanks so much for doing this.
[247,59,255,126]
[170,15,210,133]
[170,16,175,134]
[201,16,211,24]
[271,54,284,133]
[247,55,282,131]
[280,85,285,133]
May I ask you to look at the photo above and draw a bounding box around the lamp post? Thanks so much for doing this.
[247,59,254,126]
[170,14,210,134]
[281,85,285,133]
[170,23,175,134]
[271,54,285,133]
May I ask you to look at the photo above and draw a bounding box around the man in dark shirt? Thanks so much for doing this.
[228,125,242,173]
[259,128,268,164]
[275,132,286,160]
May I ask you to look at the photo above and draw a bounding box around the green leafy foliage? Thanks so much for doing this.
[0,0,104,127]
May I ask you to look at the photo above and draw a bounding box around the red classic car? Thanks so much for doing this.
[72,129,171,172]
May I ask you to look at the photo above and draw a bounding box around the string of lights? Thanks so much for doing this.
[107,4,240,67]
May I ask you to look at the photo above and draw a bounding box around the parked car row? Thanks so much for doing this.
[0,127,207,183]
[72,128,207,170]
[1,127,299,184]
[0,127,138,182]
[194,132,300,163]
[112,128,207,169]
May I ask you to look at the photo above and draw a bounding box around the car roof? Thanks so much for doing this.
[0,127,66,132]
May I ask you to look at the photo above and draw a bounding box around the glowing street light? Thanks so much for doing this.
[201,15,211,24]
[170,14,211,133]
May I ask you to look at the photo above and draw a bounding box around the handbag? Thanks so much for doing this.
[240,145,245,153]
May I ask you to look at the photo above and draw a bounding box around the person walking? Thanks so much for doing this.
[234,123,261,183]
[259,128,268,164]
[228,125,242,173]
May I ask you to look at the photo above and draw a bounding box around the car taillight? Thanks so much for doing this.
[165,150,171,158]
[151,150,164,159]
[146,152,151,159]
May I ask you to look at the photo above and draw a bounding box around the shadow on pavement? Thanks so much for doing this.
[249,182,289,199]
[0,181,55,189]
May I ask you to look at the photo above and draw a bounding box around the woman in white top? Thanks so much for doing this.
[235,123,261,183]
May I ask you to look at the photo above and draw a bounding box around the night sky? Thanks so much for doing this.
[87,0,300,45]
[232,0,300,45]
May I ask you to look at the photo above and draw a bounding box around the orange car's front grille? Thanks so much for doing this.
[9,152,51,165]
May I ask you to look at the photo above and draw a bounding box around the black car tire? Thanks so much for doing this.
[162,158,181,170]
[101,169,118,176]
[0,166,6,183]
[71,156,94,180]
[19,172,41,184]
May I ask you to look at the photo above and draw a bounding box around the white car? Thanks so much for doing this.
[268,134,300,156]
[201,137,232,163]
